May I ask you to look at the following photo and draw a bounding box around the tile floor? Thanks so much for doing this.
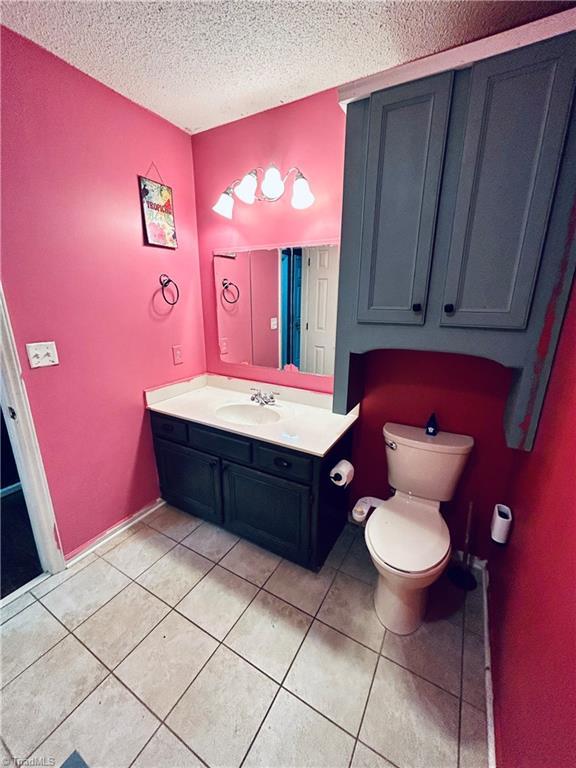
[0,505,489,768]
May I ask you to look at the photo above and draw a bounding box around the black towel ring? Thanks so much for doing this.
[159,274,180,306]
[222,279,240,304]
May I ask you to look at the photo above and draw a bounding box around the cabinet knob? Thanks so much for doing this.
[444,303,455,314]
[412,303,422,313]
[274,457,291,469]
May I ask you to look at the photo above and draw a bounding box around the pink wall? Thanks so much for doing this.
[1,28,206,556]
[489,285,576,768]
[250,250,279,369]
[213,255,253,365]
[192,89,346,393]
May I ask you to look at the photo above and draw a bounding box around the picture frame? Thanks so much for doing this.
[138,176,178,249]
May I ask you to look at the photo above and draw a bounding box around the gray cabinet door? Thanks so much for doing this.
[441,33,576,329]
[357,72,453,324]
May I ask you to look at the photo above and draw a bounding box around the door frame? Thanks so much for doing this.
[0,284,65,576]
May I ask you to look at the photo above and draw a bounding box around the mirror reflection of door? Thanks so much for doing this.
[213,244,339,376]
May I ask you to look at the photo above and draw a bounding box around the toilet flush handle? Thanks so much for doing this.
[385,439,397,450]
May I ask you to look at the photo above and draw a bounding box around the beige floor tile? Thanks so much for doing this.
[1,635,106,758]
[167,645,278,768]
[40,557,130,630]
[465,584,485,635]
[460,701,489,768]
[352,742,396,768]
[31,554,98,599]
[265,560,336,615]
[1,601,67,686]
[132,726,204,768]
[176,565,258,640]
[116,611,218,718]
[0,738,13,767]
[244,689,354,768]
[181,522,239,561]
[324,525,357,569]
[0,591,35,625]
[360,656,459,768]
[382,618,463,695]
[340,536,378,585]
[463,631,486,710]
[30,676,159,768]
[102,526,175,578]
[219,539,281,586]
[226,590,311,681]
[146,505,203,542]
[137,545,213,605]
[318,572,384,651]
[95,522,146,555]
[285,620,377,734]
[75,583,169,667]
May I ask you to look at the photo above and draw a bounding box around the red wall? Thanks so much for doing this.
[1,29,206,555]
[489,286,576,768]
[350,350,518,557]
[250,250,279,369]
[192,89,345,393]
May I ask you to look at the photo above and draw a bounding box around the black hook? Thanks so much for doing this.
[159,274,180,306]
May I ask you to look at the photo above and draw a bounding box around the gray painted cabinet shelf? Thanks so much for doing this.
[334,32,576,450]
[151,412,353,570]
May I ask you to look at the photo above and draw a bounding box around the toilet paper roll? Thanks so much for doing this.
[330,459,354,487]
[491,504,512,544]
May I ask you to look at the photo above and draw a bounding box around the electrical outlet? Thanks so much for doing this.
[26,341,59,369]
[172,345,183,365]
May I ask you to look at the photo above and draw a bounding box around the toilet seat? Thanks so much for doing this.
[365,496,450,574]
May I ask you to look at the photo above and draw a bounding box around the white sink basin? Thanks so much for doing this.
[215,403,282,426]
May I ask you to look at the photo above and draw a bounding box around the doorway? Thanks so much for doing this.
[1,409,42,596]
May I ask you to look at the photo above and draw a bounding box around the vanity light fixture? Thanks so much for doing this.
[212,165,315,218]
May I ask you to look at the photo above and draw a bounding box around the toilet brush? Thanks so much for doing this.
[447,501,477,591]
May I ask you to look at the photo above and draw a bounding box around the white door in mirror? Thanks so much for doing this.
[26,341,59,368]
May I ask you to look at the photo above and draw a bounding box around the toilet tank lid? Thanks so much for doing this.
[383,423,474,455]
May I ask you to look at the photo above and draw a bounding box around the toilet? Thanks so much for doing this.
[365,422,474,635]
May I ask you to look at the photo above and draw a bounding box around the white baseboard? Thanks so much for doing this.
[482,566,497,768]
[65,498,166,568]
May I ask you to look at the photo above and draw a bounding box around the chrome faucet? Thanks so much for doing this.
[250,388,278,406]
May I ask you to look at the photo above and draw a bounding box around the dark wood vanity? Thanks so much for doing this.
[151,411,354,570]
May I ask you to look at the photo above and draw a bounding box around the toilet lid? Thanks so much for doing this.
[365,498,450,573]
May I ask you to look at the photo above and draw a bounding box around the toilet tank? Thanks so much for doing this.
[383,423,474,502]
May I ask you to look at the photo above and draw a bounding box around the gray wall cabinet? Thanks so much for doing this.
[334,33,576,450]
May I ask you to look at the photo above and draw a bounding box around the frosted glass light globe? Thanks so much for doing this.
[291,175,315,209]
[235,171,257,204]
[212,191,234,219]
[261,166,285,200]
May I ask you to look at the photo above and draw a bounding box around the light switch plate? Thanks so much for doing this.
[26,341,59,369]
[270,317,278,330]
[172,345,183,365]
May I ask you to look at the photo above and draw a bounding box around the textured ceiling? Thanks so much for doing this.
[2,1,572,133]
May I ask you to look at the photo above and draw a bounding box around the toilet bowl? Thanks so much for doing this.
[365,422,473,635]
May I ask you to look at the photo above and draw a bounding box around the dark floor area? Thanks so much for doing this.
[1,489,42,597]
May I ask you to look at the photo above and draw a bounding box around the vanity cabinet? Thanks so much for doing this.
[151,412,353,569]
[335,32,576,449]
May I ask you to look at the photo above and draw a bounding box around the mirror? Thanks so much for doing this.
[214,244,340,376]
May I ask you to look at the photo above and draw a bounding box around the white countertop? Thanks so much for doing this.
[145,375,358,457]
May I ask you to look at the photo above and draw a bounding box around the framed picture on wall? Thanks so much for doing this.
[138,176,178,249]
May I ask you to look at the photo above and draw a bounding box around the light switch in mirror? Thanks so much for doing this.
[214,244,339,376]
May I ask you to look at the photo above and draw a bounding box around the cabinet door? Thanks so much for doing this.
[441,34,576,329]
[155,439,222,524]
[222,462,310,563]
[357,72,453,324]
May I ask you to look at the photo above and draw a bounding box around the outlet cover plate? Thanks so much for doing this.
[172,345,183,365]
[26,341,59,369]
